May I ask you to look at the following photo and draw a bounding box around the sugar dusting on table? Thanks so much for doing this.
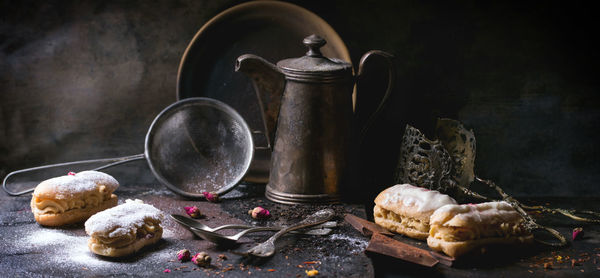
[24,229,113,268]
[12,227,176,271]
[328,233,369,252]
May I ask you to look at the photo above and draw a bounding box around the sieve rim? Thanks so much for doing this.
[144,97,254,198]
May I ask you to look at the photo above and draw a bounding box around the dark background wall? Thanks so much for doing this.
[1,0,598,198]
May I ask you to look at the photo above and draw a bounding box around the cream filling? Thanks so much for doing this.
[34,185,111,214]
[375,207,429,232]
[430,220,529,242]
[90,220,162,249]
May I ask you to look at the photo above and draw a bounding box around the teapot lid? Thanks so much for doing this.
[277,34,352,81]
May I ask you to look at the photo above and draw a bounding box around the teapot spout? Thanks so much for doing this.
[236,54,285,149]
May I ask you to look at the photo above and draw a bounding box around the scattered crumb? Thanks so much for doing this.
[306,269,319,276]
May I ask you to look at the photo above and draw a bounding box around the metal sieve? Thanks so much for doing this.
[2,97,254,198]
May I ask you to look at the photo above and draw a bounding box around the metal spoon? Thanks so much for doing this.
[171,214,253,232]
[189,225,332,246]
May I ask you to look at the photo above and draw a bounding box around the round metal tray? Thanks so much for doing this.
[177,1,351,183]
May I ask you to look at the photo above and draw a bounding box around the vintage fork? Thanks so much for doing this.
[237,208,335,257]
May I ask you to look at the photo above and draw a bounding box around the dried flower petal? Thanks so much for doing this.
[163,269,171,273]
[248,206,271,219]
[68,172,76,176]
[177,249,191,262]
[192,252,211,267]
[202,192,219,202]
[573,227,584,240]
[184,206,202,218]
[306,269,319,276]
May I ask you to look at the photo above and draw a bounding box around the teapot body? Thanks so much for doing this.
[266,78,354,204]
[236,35,394,204]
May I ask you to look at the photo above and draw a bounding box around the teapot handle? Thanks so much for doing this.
[356,50,395,143]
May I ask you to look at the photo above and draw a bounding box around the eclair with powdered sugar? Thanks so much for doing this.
[31,171,119,226]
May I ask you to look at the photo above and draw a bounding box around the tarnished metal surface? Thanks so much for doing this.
[145,98,254,198]
[435,118,476,189]
[396,124,454,193]
[395,120,476,197]
[264,79,352,204]
[238,35,394,204]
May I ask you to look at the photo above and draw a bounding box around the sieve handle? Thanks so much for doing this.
[2,153,145,196]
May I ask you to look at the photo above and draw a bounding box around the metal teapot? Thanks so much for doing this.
[236,34,393,204]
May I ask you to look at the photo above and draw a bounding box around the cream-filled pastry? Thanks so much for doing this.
[373,184,457,240]
[427,201,533,257]
[31,171,119,226]
[85,199,164,257]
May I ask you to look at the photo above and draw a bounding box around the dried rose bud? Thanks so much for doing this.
[68,172,76,176]
[202,191,219,202]
[184,206,202,218]
[572,227,584,240]
[192,252,211,267]
[177,249,191,262]
[248,206,271,219]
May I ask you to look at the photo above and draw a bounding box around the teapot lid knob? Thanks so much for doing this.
[303,34,326,57]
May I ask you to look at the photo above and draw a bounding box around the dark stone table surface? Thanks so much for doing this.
[0,181,372,277]
[1,176,599,277]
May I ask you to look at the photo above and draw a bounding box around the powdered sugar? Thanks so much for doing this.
[10,226,176,270]
[328,233,369,251]
[382,184,457,212]
[85,199,164,237]
[34,170,119,199]
[22,229,112,267]
[26,229,82,246]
